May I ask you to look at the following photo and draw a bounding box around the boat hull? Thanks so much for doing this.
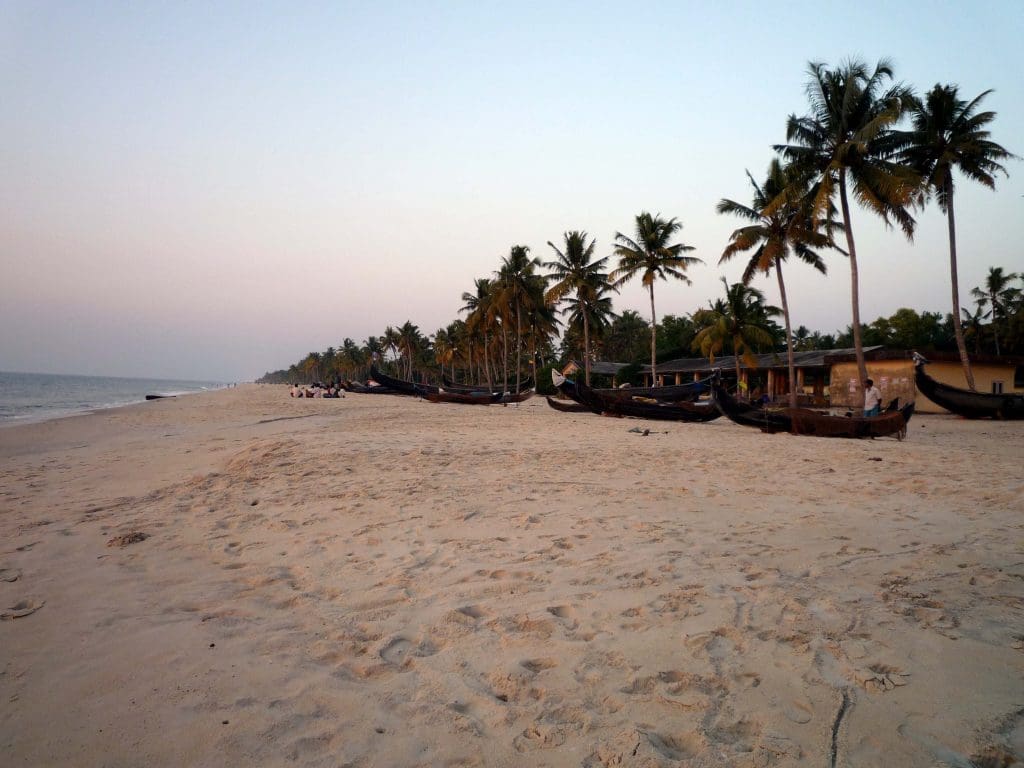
[915,362,1024,419]
[711,378,913,439]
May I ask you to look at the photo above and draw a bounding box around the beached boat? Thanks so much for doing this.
[594,380,707,402]
[573,379,721,422]
[442,375,534,394]
[913,354,1024,420]
[545,396,591,413]
[710,376,914,439]
[417,387,503,405]
[553,372,719,422]
[342,380,402,395]
[550,370,705,403]
[369,366,439,396]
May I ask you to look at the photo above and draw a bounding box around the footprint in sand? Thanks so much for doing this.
[547,605,580,625]
[380,637,413,667]
[783,697,813,724]
[520,657,558,674]
[513,725,570,752]
[2,598,45,619]
[456,605,490,620]
[643,730,703,760]
[0,568,21,582]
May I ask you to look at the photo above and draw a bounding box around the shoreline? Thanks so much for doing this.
[1,384,1022,766]
[0,377,232,430]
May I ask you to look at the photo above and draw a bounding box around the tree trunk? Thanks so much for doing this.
[515,302,522,395]
[501,323,509,393]
[484,332,493,389]
[839,171,869,389]
[993,302,1001,356]
[649,284,657,386]
[583,304,592,387]
[989,290,1002,356]
[945,181,976,389]
[776,260,798,408]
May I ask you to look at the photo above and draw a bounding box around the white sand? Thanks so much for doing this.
[1,385,1022,767]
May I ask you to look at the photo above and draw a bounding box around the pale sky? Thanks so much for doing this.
[2,1,1022,381]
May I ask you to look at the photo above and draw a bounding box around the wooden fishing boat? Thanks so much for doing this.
[545,396,591,413]
[914,354,1024,420]
[442,375,534,394]
[417,386,503,405]
[573,379,721,422]
[594,380,706,402]
[369,366,439,395]
[710,376,914,438]
[550,370,704,403]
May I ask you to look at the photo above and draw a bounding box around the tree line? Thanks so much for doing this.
[259,58,1017,403]
[259,265,1022,391]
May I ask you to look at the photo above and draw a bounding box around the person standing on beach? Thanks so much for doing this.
[863,378,882,417]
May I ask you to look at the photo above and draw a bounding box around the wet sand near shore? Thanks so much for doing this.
[1,384,1022,767]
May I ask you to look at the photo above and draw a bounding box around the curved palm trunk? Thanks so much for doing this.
[776,260,798,408]
[839,172,868,387]
[945,181,976,390]
[648,284,657,386]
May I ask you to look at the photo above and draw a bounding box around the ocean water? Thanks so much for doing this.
[0,371,227,426]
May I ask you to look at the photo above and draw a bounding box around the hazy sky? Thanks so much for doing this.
[2,1,1022,381]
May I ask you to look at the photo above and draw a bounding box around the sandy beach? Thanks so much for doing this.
[1,384,1022,767]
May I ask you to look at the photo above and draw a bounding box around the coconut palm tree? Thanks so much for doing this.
[496,246,543,393]
[898,85,1016,388]
[602,310,650,364]
[447,320,470,382]
[522,273,559,385]
[544,231,615,385]
[561,285,617,371]
[693,278,781,396]
[300,351,322,383]
[971,267,1021,356]
[717,158,837,406]
[432,326,456,379]
[775,58,918,387]
[961,305,986,355]
[610,212,702,384]
[397,321,424,379]
[460,278,496,388]
[362,336,384,380]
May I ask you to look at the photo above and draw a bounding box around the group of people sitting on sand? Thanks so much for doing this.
[290,382,345,399]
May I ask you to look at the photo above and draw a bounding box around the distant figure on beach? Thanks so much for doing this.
[863,378,882,417]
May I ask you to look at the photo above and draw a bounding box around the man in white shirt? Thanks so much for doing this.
[863,378,882,417]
